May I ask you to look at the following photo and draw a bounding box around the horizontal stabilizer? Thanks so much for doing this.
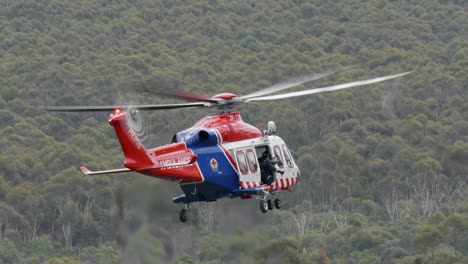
[172,194,186,204]
[80,167,132,175]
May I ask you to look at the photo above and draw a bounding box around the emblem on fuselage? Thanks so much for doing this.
[210,158,219,172]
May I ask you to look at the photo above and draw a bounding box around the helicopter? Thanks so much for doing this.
[47,68,412,222]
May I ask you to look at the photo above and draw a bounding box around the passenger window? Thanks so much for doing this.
[236,151,248,174]
[273,146,284,168]
[282,145,294,167]
[246,150,258,172]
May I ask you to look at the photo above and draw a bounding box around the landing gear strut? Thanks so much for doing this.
[179,204,189,223]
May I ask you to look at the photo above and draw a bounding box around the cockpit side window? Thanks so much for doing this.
[282,145,294,167]
[273,145,284,168]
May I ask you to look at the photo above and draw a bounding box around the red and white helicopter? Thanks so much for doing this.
[47,68,411,222]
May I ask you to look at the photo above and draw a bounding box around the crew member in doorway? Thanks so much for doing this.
[260,150,284,185]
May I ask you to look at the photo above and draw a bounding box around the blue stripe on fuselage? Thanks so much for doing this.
[191,146,239,191]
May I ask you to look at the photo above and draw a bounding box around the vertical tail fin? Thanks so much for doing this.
[109,112,154,169]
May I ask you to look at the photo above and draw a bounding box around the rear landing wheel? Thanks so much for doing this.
[274,198,282,209]
[260,200,268,213]
[267,199,274,210]
[179,209,188,223]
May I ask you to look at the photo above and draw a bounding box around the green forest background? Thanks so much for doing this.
[0,0,467,263]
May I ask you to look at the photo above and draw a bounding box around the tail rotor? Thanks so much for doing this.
[126,107,148,144]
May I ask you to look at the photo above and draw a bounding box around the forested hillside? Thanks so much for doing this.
[0,0,467,263]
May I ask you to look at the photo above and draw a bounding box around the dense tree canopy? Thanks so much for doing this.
[0,0,466,263]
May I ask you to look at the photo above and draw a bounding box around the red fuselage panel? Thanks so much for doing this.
[186,112,262,143]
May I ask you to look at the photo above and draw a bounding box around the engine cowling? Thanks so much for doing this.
[183,130,219,148]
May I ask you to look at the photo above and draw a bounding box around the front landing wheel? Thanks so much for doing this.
[260,200,268,213]
[274,198,282,209]
[179,209,188,223]
[267,199,274,210]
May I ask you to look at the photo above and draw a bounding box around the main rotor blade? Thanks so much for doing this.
[239,65,355,100]
[245,71,413,102]
[157,89,218,103]
[45,102,210,112]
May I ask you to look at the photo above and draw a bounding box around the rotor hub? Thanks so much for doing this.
[211,93,238,100]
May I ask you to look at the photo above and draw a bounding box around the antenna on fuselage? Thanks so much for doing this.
[266,121,276,135]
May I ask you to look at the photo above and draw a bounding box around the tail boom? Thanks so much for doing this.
[108,112,203,183]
